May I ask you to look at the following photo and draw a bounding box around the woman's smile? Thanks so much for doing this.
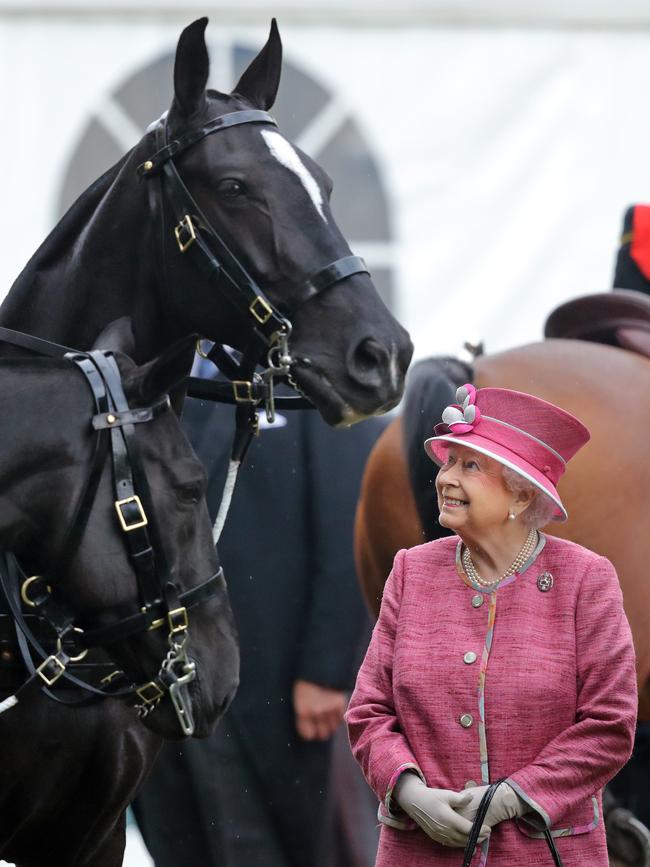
[441,495,469,509]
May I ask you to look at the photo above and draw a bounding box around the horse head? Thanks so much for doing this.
[142,18,413,425]
[2,327,239,739]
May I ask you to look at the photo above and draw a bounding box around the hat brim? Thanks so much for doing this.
[423,433,567,522]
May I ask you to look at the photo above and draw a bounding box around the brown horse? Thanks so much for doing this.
[355,338,650,722]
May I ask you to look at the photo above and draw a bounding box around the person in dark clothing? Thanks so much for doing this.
[134,395,384,867]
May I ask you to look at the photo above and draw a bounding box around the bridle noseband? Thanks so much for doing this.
[0,349,223,735]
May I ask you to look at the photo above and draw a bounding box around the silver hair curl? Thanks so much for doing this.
[501,466,556,528]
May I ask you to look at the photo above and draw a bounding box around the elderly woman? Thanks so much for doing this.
[346,384,637,865]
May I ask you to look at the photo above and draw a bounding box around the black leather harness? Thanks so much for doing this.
[139,107,370,459]
[0,349,223,735]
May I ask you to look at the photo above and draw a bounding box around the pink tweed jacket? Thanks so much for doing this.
[346,534,637,866]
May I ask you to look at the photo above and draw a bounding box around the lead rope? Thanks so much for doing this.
[209,327,295,544]
[212,460,239,545]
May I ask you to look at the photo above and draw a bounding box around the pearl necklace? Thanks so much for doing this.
[462,528,538,589]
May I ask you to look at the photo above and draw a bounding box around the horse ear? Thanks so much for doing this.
[91,316,136,357]
[232,19,282,110]
[131,336,197,410]
[172,17,210,118]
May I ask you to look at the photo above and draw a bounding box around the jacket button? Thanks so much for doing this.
[464,780,478,789]
[459,713,474,728]
[463,651,477,665]
[471,594,484,608]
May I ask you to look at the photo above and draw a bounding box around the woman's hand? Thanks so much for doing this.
[457,782,528,827]
[394,773,490,847]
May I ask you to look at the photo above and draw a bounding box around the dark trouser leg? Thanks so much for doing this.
[133,716,289,867]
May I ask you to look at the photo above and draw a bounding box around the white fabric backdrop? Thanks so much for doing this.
[1,17,650,361]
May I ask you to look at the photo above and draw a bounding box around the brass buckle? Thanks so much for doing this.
[232,381,254,403]
[136,681,165,704]
[249,296,273,325]
[115,495,148,532]
[174,215,196,252]
[195,337,210,360]
[20,575,52,608]
[36,654,66,687]
[168,606,189,634]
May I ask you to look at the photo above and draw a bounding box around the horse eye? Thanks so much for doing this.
[178,480,205,504]
[216,178,247,198]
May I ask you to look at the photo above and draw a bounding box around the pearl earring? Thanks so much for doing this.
[508,511,516,520]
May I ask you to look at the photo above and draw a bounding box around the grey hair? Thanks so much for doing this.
[501,466,556,529]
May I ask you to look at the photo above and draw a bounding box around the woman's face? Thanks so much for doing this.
[435,444,515,536]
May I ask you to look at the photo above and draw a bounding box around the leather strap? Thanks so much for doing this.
[137,110,277,176]
[0,553,133,705]
[88,350,170,612]
[160,158,288,341]
[79,569,225,647]
[52,356,112,581]
[185,375,312,409]
[0,326,76,359]
[92,397,170,429]
[283,255,369,313]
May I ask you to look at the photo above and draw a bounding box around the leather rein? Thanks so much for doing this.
[0,344,223,736]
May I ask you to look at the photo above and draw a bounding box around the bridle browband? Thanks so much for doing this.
[0,349,223,735]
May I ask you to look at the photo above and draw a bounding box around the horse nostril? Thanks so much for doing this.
[348,338,392,388]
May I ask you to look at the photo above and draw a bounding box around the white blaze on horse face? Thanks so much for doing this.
[261,130,327,222]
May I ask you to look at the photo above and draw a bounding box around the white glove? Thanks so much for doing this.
[457,782,528,828]
[394,773,490,848]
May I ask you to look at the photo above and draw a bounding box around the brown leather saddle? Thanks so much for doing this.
[544,289,650,359]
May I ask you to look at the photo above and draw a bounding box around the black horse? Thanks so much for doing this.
[0,20,410,865]
[0,332,239,866]
[0,17,412,425]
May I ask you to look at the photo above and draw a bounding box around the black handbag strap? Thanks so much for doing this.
[462,779,504,866]
[462,780,564,867]
[543,828,564,867]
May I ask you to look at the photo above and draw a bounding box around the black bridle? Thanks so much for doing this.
[139,107,370,447]
[0,349,223,735]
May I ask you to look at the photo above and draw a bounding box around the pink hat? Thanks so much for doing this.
[423,384,590,521]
